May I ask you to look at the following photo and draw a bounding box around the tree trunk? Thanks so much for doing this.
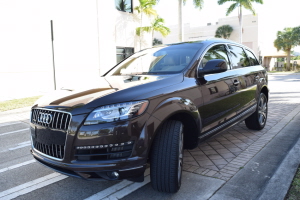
[140,12,143,51]
[239,5,243,44]
[178,0,184,42]
[287,49,291,71]
[152,30,154,47]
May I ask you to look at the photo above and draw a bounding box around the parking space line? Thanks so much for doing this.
[0,122,22,127]
[0,141,31,153]
[102,175,151,200]
[0,172,67,200]
[0,159,36,174]
[0,128,29,136]
[85,168,150,200]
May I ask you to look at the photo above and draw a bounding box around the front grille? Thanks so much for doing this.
[31,108,71,131]
[31,108,71,160]
[34,141,65,159]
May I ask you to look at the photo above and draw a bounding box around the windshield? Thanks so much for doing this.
[108,44,201,76]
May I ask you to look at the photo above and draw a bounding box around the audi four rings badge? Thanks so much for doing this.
[38,113,53,124]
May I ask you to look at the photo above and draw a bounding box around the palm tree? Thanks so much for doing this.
[217,0,263,43]
[134,0,157,50]
[153,38,163,46]
[215,25,233,39]
[274,27,300,71]
[115,0,131,12]
[178,0,204,42]
[136,17,170,46]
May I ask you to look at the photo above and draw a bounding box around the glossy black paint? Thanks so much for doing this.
[198,59,228,77]
[30,39,269,181]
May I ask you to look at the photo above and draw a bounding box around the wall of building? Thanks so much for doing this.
[0,0,152,98]
[155,14,260,56]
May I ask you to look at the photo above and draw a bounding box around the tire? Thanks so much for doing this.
[150,120,184,193]
[245,93,268,130]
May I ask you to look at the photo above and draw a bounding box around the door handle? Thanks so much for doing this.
[233,80,240,86]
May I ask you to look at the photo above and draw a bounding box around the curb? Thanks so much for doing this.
[258,134,300,200]
[0,107,31,125]
[0,106,31,115]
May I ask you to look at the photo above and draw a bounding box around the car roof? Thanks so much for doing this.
[149,39,251,53]
[165,38,242,46]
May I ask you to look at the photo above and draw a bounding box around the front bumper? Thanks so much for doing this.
[31,148,147,181]
[30,109,153,182]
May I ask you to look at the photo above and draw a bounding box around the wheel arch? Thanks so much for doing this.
[148,97,202,152]
[261,85,269,101]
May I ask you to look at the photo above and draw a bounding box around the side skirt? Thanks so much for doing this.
[198,104,256,142]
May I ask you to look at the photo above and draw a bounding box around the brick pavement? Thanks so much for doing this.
[183,102,300,181]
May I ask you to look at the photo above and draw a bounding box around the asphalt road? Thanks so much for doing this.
[0,73,299,200]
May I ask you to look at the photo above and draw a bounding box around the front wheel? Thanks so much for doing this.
[150,120,184,193]
[245,93,268,130]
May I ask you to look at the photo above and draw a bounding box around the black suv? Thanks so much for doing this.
[30,39,268,193]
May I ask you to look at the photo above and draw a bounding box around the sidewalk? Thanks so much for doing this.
[268,71,300,75]
[210,104,300,199]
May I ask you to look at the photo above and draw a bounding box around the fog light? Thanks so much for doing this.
[107,171,119,179]
[112,172,119,178]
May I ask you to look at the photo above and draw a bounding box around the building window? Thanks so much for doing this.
[207,23,211,26]
[115,0,132,13]
[116,47,134,63]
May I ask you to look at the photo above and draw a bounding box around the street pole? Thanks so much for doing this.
[239,4,243,44]
[178,0,184,42]
[50,20,57,90]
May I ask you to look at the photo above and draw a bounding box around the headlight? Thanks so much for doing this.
[84,100,149,125]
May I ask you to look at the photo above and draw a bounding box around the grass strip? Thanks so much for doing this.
[0,96,41,112]
[285,166,300,200]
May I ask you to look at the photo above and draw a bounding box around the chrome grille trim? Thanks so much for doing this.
[30,108,72,161]
[31,108,71,131]
[31,136,65,161]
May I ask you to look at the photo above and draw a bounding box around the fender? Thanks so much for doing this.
[148,97,202,137]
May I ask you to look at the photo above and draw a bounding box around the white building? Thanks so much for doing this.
[0,0,152,97]
[155,14,286,71]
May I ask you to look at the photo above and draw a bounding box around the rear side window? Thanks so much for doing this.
[199,45,230,69]
[245,49,259,66]
[228,45,250,69]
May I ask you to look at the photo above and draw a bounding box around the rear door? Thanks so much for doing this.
[226,44,259,115]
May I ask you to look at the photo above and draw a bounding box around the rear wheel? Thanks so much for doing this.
[150,120,184,193]
[245,93,268,130]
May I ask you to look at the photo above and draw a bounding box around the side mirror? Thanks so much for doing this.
[198,59,228,77]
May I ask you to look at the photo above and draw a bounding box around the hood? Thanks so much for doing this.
[34,74,183,115]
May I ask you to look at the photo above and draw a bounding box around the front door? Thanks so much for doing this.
[197,44,238,133]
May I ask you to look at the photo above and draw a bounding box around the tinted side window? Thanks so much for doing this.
[245,49,259,66]
[228,45,250,69]
[200,45,230,69]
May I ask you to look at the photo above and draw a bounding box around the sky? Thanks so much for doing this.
[155,0,300,52]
